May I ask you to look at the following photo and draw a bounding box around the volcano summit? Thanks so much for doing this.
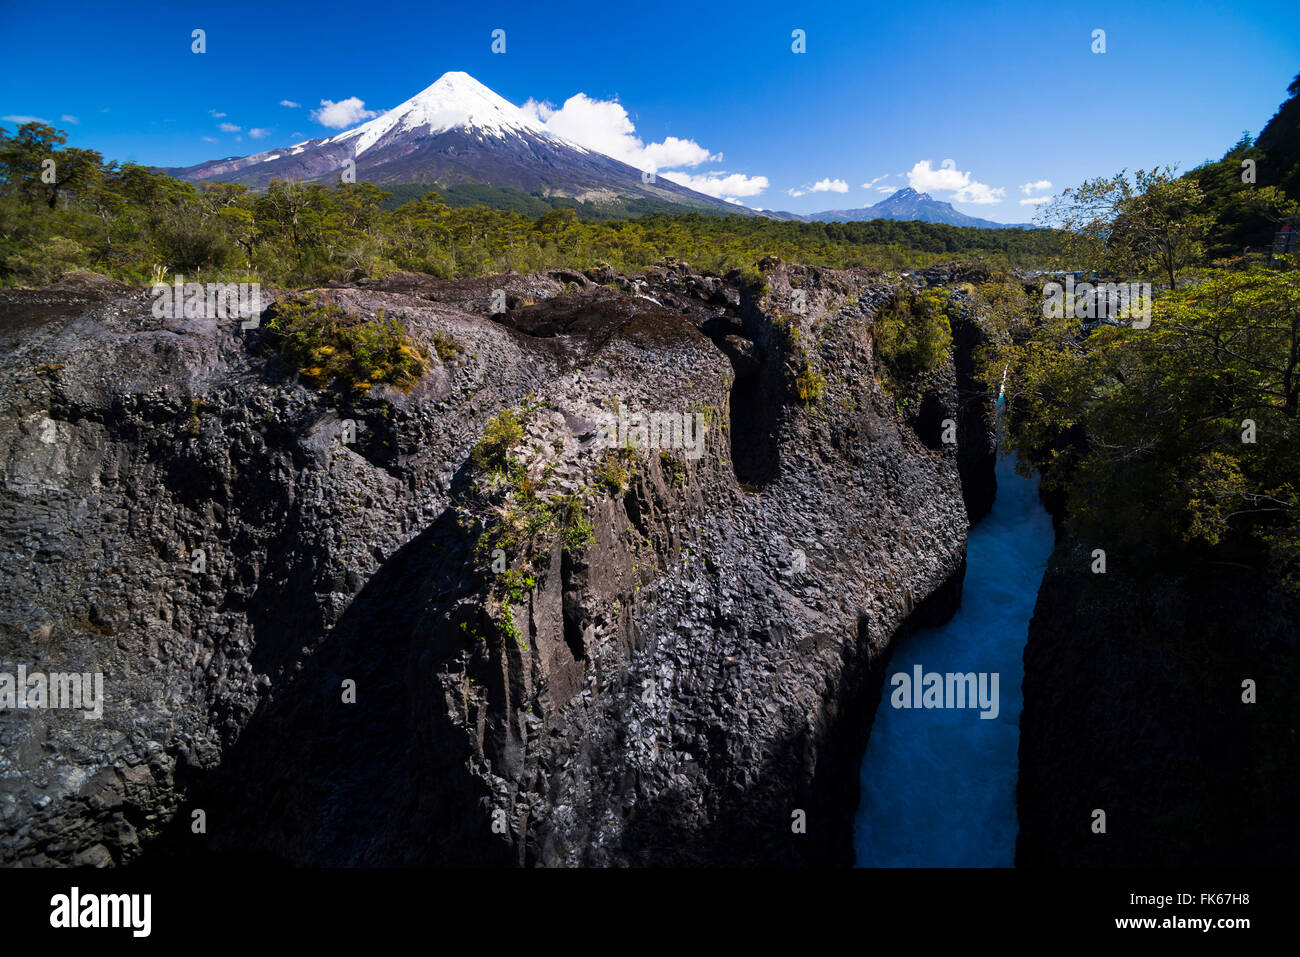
[164,71,742,212]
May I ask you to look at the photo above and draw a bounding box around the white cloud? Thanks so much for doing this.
[280,100,301,108]
[1018,181,1053,206]
[661,170,769,198]
[908,159,971,193]
[209,110,227,119]
[518,90,765,199]
[2,115,49,124]
[249,128,272,139]
[861,175,889,190]
[520,98,554,121]
[809,178,848,193]
[202,136,218,143]
[954,181,1006,204]
[61,114,79,125]
[644,136,717,170]
[876,185,896,194]
[908,160,1005,205]
[218,122,241,133]
[788,177,848,197]
[311,97,378,129]
[522,93,718,173]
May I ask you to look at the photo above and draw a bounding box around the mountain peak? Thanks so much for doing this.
[328,70,547,157]
[408,71,524,115]
[165,70,742,213]
[426,70,487,91]
[805,186,1025,229]
[888,186,934,202]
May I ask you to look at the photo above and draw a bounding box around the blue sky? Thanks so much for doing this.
[2,0,1297,221]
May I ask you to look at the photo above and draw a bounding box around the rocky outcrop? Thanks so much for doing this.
[0,261,986,866]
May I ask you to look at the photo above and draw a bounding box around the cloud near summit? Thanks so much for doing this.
[312,97,379,129]
[521,93,767,199]
[907,159,1005,205]
[662,170,769,198]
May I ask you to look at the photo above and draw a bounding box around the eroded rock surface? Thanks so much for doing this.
[0,261,990,866]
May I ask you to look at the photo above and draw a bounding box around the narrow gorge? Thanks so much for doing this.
[10,261,1268,870]
[0,260,1014,867]
[856,447,1053,866]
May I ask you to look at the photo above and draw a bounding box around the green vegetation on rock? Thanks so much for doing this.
[265,294,429,392]
[874,288,955,379]
[471,408,525,474]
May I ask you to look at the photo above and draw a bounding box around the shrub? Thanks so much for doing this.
[659,450,685,485]
[5,236,86,285]
[795,363,826,403]
[265,294,429,392]
[561,513,596,552]
[498,603,527,652]
[874,289,954,378]
[432,329,462,362]
[556,493,596,552]
[472,408,524,473]
[595,449,633,496]
[499,568,536,603]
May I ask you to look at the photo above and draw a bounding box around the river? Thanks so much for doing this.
[854,447,1055,866]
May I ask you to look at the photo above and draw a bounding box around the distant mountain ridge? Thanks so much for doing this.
[806,187,1030,228]
[163,72,748,214]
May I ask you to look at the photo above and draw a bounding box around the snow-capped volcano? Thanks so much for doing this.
[165,71,737,212]
[326,71,570,156]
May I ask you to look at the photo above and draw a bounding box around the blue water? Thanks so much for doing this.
[854,450,1055,866]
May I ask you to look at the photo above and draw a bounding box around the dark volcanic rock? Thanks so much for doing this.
[1018,537,1300,866]
[0,262,985,866]
[949,304,998,523]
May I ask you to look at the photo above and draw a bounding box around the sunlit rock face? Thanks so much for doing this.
[0,261,992,866]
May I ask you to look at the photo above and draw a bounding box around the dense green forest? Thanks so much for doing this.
[0,121,1063,288]
[983,72,1300,591]
[377,181,730,220]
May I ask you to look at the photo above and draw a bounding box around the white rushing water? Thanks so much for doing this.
[854,448,1054,866]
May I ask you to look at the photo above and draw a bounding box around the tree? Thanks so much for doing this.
[993,265,1300,587]
[1040,167,1210,288]
[1116,169,1210,289]
[0,123,105,209]
[1036,172,1133,274]
[0,122,64,203]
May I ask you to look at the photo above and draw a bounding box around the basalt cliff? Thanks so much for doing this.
[1017,527,1299,866]
[0,261,996,867]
